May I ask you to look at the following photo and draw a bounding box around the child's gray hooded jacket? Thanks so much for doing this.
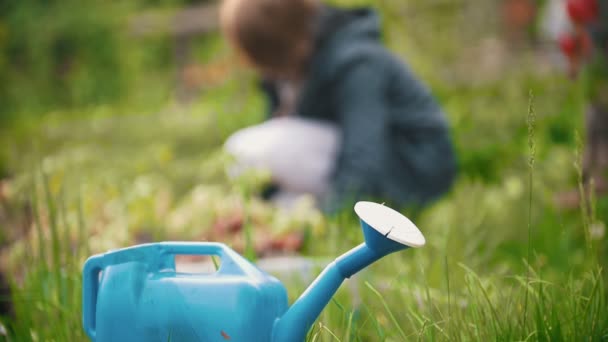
[262,6,457,213]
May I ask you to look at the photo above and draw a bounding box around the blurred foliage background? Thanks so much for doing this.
[0,0,576,182]
[0,0,607,340]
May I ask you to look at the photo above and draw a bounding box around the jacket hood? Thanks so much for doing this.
[304,6,382,86]
[314,6,381,49]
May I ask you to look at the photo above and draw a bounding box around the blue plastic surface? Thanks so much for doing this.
[83,242,288,341]
[271,219,408,341]
[83,204,422,342]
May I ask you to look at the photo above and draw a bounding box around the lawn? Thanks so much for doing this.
[0,0,607,341]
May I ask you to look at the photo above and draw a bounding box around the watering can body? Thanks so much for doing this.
[83,202,427,342]
[83,242,288,342]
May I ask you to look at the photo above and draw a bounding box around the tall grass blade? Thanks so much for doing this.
[364,281,407,340]
[523,89,536,331]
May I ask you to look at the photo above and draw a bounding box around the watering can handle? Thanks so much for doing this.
[159,242,254,275]
[159,242,259,275]
[159,242,226,256]
[82,254,104,341]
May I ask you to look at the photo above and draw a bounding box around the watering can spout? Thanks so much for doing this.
[272,202,425,342]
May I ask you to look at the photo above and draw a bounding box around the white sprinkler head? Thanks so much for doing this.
[354,201,426,248]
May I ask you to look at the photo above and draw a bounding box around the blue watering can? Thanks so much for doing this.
[82,201,426,341]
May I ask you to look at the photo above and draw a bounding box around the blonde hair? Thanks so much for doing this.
[220,0,321,78]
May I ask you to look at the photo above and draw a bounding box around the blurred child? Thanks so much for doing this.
[220,0,457,213]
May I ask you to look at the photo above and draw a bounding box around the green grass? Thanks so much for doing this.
[2,93,607,341]
[1,0,608,341]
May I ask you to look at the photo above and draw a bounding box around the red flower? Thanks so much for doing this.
[566,0,598,24]
[559,34,579,58]
[558,31,593,78]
